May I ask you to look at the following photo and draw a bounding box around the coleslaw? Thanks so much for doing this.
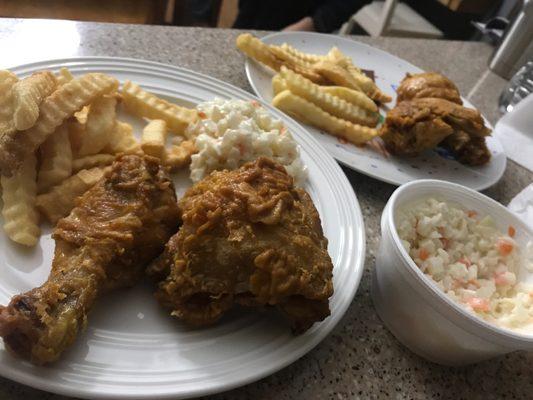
[397,197,533,331]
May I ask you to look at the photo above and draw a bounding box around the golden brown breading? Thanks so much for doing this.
[396,72,463,104]
[380,97,491,162]
[0,155,180,365]
[148,157,333,333]
[440,131,491,166]
[388,72,492,165]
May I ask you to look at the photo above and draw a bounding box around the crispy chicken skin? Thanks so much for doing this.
[396,72,463,104]
[0,155,180,365]
[148,157,333,333]
[380,97,491,163]
[440,131,491,166]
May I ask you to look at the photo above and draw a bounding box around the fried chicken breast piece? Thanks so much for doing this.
[380,97,491,160]
[396,72,463,104]
[0,155,180,365]
[148,157,333,333]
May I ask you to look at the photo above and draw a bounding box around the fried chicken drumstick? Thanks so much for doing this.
[0,155,180,364]
[148,157,333,333]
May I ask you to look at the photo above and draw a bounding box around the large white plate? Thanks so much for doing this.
[0,57,365,399]
[245,31,506,190]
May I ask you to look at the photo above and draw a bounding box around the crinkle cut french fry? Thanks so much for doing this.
[163,140,196,171]
[37,123,73,193]
[327,51,392,104]
[236,33,283,72]
[372,90,392,104]
[280,67,378,127]
[67,105,91,154]
[36,167,107,224]
[366,84,393,104]
[72,154,115,173]
[76,95,117,156]
[0,73,119,177]
[236,34,325,83]
[67,119,85,154]
[269,45,314,67]
[280,43,326,64]
[56,67,74,86]
[272,74,288,96]
[104,121,141,155]
[313,61,362,91]
[324,48,374,92]
[74,105,90,124]
[121,81,197,134]
[13,71,57,131]
[1,153,40,246]
[344,63,392,103]
[319,86,378,112]
[326,47,360,71]
[0,70,18,138]
[272,90,379,145]
[141,119,167,159]
[268,45,325,83]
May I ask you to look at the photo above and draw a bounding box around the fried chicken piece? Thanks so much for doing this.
[440,131,491,166]
[380,97,491,159]
[148,157,333,333]
[392,72,492,165]
[0,155,180,365]
[396,72,463,104]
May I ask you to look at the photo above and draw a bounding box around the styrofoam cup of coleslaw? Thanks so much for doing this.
[373,179,533,366]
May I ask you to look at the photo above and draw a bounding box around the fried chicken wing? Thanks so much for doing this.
[0,155,180,364]
[148,157,333,333]
[380,97,491,162]
[396,72,463,104]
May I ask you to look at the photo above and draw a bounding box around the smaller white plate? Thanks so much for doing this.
[245,31,506,190]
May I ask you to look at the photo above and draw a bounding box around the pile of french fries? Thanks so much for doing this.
[0,68,198,247]
[236,33,392,145]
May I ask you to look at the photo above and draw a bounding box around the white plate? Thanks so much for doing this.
[0,57,365,399]
[245,31,506,190]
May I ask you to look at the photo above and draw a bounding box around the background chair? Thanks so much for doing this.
[341,0,443,38]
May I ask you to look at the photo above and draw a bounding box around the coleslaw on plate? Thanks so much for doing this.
[186,98,307,185]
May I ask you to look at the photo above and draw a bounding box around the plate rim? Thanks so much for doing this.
[1,56,366,399]
[244,31,507,191]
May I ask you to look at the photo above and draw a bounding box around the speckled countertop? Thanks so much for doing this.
[1,18,532,400]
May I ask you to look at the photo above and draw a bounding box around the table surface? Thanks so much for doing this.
[1,18,532,400]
